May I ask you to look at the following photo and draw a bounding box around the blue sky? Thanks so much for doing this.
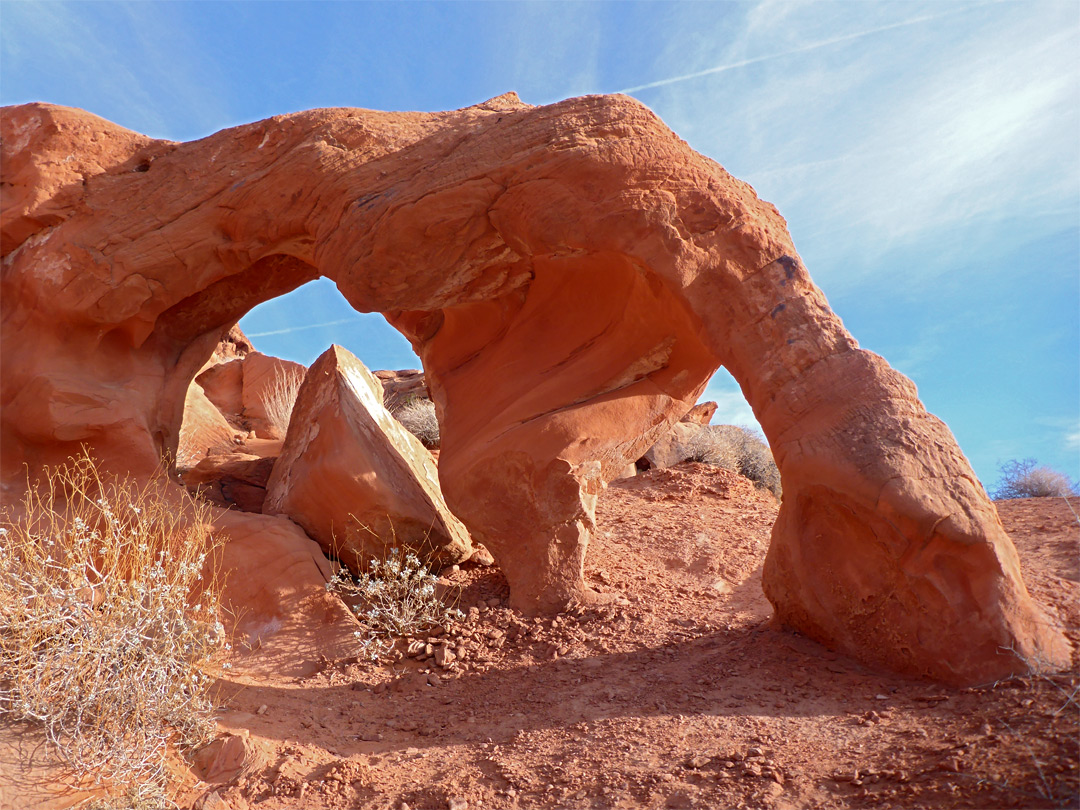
[3,0,1077,489]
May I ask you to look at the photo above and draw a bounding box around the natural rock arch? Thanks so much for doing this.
[0,94,1067,685]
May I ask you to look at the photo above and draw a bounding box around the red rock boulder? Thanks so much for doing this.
[264,345,473,570]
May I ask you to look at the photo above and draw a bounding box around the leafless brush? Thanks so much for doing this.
[327,525,461,662]
[0,451,228,805]
[993,458,1078,499]
[392,397,441,449]
[688,425,782,499]
[261,366,306,438]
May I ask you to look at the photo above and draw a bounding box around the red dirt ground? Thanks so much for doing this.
[5,465,1078,809]
[178,466,1079,810]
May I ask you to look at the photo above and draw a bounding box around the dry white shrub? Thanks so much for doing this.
[687,424,782,499]
[392,397,441,448]
[993,458,1078,499]
[261,366,306,438]
[328,546,461,662]
[0,451,228,806]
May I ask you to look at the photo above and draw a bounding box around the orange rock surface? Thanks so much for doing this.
[681,400,718,425]
[196,351,306,439]
[264,345,473,569]
[0,96,1067,683]
[176,382,238,469]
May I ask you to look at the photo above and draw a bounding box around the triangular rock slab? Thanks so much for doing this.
[264,345,472,570]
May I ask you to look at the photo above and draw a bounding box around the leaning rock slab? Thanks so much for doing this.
[264,345,472,570]
[196,352,306,438]
[177,383,238,470]
[238,352,306,439]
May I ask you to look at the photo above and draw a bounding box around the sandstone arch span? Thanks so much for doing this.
[0,94,1067,684]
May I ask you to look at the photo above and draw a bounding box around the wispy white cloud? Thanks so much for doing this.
[0,1,228,140]
[245,318,359,339]
[1066,429,1080,451]
[616,6,968,94]
[624,1,1079,292]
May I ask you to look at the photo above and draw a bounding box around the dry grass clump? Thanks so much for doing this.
[392,397,441,448]
[688,424,782,499]
[993,458,1078,500]
[0,451,227,805]
[261,366,306,438]
[328,547,461,662]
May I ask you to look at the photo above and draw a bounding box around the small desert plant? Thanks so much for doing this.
[993,458,1078,500]
[687,424,782,499]
[686,425,739,469]
[392,396,441,448]
[327,547,461,662]
[261,366,306,438]
[0,451,228,805]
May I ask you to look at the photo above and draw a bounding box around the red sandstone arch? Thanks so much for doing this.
[0,95,1067,684]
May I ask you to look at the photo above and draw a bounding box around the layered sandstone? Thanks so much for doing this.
[0,96,1066,683]
[681,401,718,425]
[176,382,238,469]
[374,368,429,413]
[196,352,306,439]
[264,345,473,569]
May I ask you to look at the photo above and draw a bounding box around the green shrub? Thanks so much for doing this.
[993,458,1078,500]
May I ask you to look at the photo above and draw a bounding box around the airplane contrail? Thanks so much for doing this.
[245,317,358,338]
[615,9,969,94]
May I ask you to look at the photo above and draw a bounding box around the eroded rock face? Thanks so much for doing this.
[0,96,1067,683]
[641,422,708,470]
[211,508,359,678]
[681,401,718,425]
[196,352,306,439]
[264,345,473,569]
[374,369,429,413]
[177,383,238,470]
[183,452,276,513]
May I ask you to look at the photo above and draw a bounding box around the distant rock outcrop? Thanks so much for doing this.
[0,97,1066,684]
[680,401,718,425]
[264,345,473,570]
[196,352,306,439]
[374,369,429,413]
[176,382,238,469]
[640,422,707,470]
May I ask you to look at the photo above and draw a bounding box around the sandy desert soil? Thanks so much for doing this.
[166,465,1078,810]
[3,465,1076,810]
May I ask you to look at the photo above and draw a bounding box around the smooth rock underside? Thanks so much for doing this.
[0,94,1068,684]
